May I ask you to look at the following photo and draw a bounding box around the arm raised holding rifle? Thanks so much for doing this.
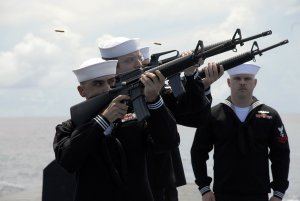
[72,29,277,126]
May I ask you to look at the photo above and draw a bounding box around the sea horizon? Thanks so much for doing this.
[0,113,299,200]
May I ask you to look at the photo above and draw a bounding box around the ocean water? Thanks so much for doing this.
[0,114,299,200]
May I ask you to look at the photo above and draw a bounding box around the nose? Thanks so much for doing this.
[106,82,112,90]
[133,58,143,69]
[238,77,245,83]
[102,82,112,93]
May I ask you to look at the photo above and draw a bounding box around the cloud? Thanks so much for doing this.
[0,33,60,88]
[0,29,96,117]
[0,0,299,116]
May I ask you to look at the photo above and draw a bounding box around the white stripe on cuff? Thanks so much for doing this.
[204,88,211,96]
[274,191,284,199]
[199,186,211,195]
[147,96,164,110]
[93,115,112,135]
[193,70,200,80]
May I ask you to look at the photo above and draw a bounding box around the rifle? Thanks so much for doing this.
[198,39,289,78]
[148,28,272,66]
[116,29,272,98]
[70,31,280,127]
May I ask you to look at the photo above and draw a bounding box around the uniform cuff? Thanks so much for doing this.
[193,69,200,80]
[93,115,113,135]
[147,96,164,110]
[273,191,284,199]
[199,186,211,195]
[204,87,211,96]
[184,69,199,79]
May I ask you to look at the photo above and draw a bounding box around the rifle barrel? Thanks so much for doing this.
[240,30,272,43]
[257,40,289,55]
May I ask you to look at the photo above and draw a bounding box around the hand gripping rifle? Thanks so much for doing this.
[70,30,274,127]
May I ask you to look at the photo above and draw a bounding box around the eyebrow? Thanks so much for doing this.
[121,55,135,60]
[121,53,141,59]
[91,79,105,84]
[233,76,254,80]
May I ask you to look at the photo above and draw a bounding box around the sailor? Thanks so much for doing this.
[99,37,224,201]
[191,63,290,201]
[53,58,179,201]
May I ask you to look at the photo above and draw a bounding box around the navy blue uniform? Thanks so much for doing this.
[191,97,290,200]
[147,73,212,201]
[54,99,179,201]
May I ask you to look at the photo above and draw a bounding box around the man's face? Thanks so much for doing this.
[78,75,115,99]
[227,74,257,100]
[117,51,143,74]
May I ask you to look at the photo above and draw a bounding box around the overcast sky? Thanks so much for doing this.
[0,0,299,117]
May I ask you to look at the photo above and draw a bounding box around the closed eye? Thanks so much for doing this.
[91,80,105,87]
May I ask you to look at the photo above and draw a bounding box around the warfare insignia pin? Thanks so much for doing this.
[255,112,272,119]
[258,110,270,114]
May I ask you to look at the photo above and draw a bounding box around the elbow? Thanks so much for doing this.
[190,144,198,159]
[55,156,77,174]
[54,149,77,174]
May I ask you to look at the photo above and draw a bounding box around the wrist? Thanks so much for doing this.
[184,68,197,76]
[94,115,113,135]
[147,96,164,110]
[273,191,284,200]
[199,186,211,196]
[145,94,159,103]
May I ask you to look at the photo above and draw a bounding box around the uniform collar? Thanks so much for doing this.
[222,96,263,112]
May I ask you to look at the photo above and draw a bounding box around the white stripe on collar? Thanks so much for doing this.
[222,99,263,112]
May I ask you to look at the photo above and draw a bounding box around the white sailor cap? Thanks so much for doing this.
[98,37,140,59]
[227,63,260,76]
[73,58,118,82]
[140,47,150,60]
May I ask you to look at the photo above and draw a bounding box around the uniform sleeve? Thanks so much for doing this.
[53,117,109,173]
[269,112,290,198]
[191,114,214,193]
[146,96,180,153]
[162,73,211,128]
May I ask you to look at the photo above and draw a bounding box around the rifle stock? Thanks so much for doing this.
[70,89,120,127]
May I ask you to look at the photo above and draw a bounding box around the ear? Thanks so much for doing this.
[227,78,231,87]
[254,78,257,87]
[116,62,121,74]
[77,85,86,97]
